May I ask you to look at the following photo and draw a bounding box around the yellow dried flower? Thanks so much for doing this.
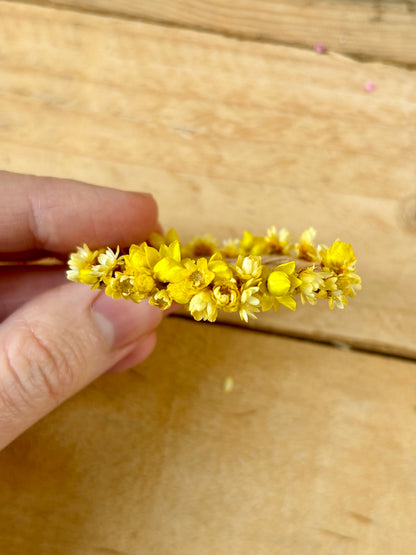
[235,255,263,282]
[189,290,218,322]
[296,227,318,262]
[338,272,362,298]
[67,226,361,323]
[240,230,254,253]
[212,280,240,312]
[221,238,240,258]
[328,292,348,310]
[167,257,215,304]
[182,234,218,259]
[240,230,269,255]
[149,289,173,310]
[320,240,356,273]
[208,252,234,280]
[148,228,180,249]
[297,267,325,305]
[92,246,121,280]
[266,261,301,312]
[67,244,100,283]
[152,240,184,282]
[268,269,291,297]
[239,282,261,322]
[265,226,293,255]
[78,268,101,287]
[104,272,147,302]
[126,243,160,272]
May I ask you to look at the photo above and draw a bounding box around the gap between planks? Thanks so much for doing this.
[171,314,416,364]
[12,0,416,71]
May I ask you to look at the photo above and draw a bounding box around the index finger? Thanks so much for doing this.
[0,171,159,260]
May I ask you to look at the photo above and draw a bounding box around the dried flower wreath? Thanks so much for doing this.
[67,227,361,323]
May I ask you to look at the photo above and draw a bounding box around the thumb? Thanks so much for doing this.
[0,282,163,450]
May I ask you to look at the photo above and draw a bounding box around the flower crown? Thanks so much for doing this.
[67,227,361,323]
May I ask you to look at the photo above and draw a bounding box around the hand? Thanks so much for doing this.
[0,171,164,450]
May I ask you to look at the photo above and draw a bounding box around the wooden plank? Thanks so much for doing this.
[20,0,416,66]
[0,2,415,356]
[1,317,416,554]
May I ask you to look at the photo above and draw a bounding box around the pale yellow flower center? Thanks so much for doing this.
[191,270,204,288]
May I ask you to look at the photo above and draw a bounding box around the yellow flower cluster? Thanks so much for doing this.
[67,227,361,322]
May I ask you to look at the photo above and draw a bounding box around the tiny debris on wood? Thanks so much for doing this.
[224,376,234,393]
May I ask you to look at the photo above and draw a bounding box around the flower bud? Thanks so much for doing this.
[267,271,291,297]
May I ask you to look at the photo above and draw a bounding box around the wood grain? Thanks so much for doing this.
[1,4,415,554]
[1,2,415,356]
[1,317,416,554]
[19,0,416,66]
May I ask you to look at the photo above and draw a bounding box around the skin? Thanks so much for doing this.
[0,171,166,450]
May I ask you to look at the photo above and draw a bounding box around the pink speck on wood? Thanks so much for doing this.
[364,81,376,92]
[314,43,326,54]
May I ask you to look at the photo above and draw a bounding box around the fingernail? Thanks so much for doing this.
[91,292,163,349]
[135,191,155,199]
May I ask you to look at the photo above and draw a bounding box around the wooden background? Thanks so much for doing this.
[0,1,415,553]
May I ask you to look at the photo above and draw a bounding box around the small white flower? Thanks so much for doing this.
[66,244,98,281]
[235,255,263,281]
[239,285,261,322]
[91,246,121,278]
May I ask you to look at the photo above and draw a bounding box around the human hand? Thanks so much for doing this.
[0,171,165,450]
